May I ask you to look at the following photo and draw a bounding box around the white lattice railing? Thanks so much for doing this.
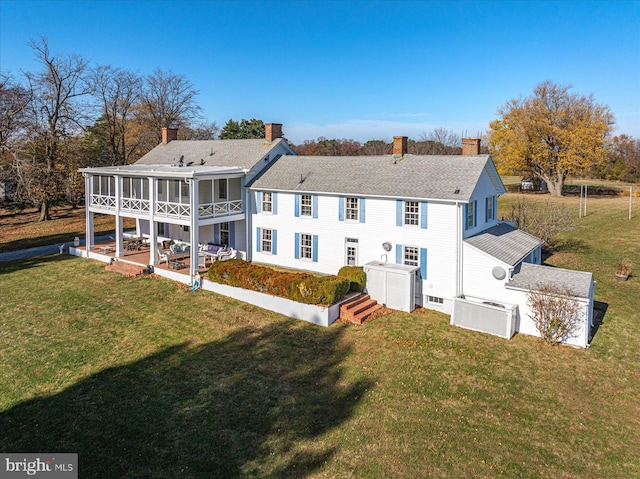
[198,200,243,219]
[121,197,150,213]
[91,194,116,209]
[157,201,191,218]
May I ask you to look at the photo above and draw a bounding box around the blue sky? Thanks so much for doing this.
[1,0,638,143]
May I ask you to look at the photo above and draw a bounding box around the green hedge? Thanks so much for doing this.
[209,260,350,305]
[337,266,366,292]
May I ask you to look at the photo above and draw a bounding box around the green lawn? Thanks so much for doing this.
[1,193,639,478]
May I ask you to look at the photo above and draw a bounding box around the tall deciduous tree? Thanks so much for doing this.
[488,81,614,196]
[24,37,92,220]
[92,65,143,165]
[140,69,202,143]
[0,73,31,188]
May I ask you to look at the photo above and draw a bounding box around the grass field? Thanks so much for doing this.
[1,193,639,478]
[0,206,135,253]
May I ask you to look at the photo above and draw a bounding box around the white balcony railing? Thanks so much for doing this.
[157,201,191,219]
[90,194,116,209]
[121,197,150,213]
[199,200,243,219]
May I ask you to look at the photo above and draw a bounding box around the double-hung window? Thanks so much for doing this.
[300,194,313,217]
[486,196,494,221]
[300,233,313,260]
[404,201,419,226]
[262,228,273,253]
[403,246,419,266]
[262,192,273,213]
[345,197,359,221]
[467,201,475,229]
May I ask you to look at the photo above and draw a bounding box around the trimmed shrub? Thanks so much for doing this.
[209,260,350,305]
[338,266,366,292]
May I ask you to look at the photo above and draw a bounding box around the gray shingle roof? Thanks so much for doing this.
[465,223,544,266]
[507,263,594,299]
[248,154,502,201]
[135,138,289,170]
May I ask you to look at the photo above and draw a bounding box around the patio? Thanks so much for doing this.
[73,239,212,277]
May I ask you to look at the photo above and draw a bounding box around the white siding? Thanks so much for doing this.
[462,244,511,300]
[501,287,591,348]
[463,169,502,238]
[252,193,460,310]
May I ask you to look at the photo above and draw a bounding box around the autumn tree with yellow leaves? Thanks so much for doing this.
[488,81,614,196]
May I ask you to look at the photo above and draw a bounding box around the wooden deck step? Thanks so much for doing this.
[105,260,147,278]
[340,294,382,324]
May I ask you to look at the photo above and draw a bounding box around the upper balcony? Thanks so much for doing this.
[88,174,244,221]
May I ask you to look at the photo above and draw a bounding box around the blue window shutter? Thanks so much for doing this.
[214,223,220,243]
[420,202,428,229]
[464,203,469,230]
[294,233,300,259]
[420,248,427,279]
[312,195,318,219]
[474,200,478,227]
[396,200,403,226]
[294,194,300,217]
[272,229,277,255]
[338,197,345,221]
[493,195,497,220]
[256,227,261,252]
[163,223,169,237]
[396,244,402,264]
[272,192,278,215]
[256,191,262,213]
[229,222,235,248]
[359,198,365,223]
[312,235,318,262]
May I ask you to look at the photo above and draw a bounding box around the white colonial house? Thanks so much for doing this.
[76,128,595,347]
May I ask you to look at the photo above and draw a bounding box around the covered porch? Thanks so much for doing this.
[80,163,249,279]
[71,238,216,286]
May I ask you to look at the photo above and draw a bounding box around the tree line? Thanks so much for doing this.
[2,40,638,221]
[0,37,212,220]
[291,127,466,156]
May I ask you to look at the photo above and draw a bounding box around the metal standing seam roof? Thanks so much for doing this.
[507,262,594,299]
[134,138,290,170]
[464,223,544,266]
[248,154,501,202]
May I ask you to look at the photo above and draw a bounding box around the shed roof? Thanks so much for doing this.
[249,154,504,202]
[135,138,290,170]
[507,263,594,299]
[464,223,544,266]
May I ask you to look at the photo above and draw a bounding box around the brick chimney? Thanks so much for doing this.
[162,127,178,144]
[462,138,481,156]
[265,123,283,142]
[393,136,408,156]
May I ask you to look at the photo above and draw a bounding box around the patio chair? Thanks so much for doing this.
[157,249,171,265]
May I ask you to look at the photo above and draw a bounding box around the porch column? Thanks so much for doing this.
[115,175,123,257]
[243,181,252,262]
[148,176,157,265]
[84,173,94,257]
[189,178,200,280]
